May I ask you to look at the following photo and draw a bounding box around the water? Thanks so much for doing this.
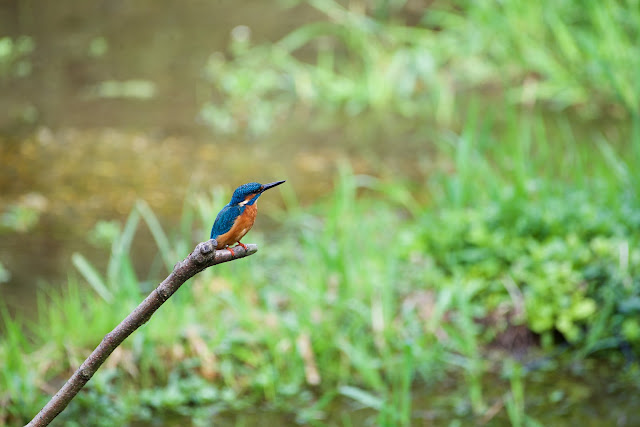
[0,0,320,131]
[0,1,424,309]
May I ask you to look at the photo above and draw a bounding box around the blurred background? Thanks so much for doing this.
[1,0,639,426]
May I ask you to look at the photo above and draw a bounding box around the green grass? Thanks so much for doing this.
[3,1,640,424]
[200,0,640,136]
[2,108,640,425]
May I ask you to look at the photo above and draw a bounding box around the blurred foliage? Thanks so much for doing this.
[201,0,640,135]
[426,0,640,113]
[0,36,34,80]
[87,80,157,99]
[2,1,640,424]
[88,36,109,58]
[0,262,10,284]
[417,190,640,346]
[0,204,40,233]
[0,193,47,233]
[87,220,122,249]
[2,164,639,425]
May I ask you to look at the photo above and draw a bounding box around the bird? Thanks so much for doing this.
[210,180,286,255]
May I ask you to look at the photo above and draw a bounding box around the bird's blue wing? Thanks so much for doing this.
[210,204,243,238]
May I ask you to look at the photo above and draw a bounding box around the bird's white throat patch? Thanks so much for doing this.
[239,194,258,207]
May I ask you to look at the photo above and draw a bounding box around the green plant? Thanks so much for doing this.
[2,156,639,424]
[200,0,640,135]
[0,36,34,79]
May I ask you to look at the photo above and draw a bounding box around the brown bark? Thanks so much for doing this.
[27,239,257,427]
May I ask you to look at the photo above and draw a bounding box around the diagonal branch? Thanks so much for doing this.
[27,239,258,427]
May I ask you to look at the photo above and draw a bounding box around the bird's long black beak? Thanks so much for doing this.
[260,180,286,192]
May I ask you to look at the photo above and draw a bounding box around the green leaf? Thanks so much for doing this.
[338,385,383,410]
[72,253,113,302]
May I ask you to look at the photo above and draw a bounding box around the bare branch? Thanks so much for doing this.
[27,239,258,427]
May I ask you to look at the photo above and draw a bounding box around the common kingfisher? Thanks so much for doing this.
[210,180,285,255]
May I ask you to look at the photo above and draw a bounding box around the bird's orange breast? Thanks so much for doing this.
[215,203,258,249]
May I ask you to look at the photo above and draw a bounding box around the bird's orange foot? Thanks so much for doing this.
[225,246,236,256]
[236,241,248,251]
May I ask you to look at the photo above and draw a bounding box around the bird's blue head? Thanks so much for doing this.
[229,180,286,206]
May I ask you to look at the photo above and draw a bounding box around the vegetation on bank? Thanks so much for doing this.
[2,110,640,425]
[201,0,640,136]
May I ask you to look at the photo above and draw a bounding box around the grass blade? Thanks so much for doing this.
[71,253,112,302]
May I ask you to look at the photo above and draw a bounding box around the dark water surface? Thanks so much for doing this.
[0,0,317,130]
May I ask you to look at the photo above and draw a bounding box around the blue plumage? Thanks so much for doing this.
[229,182,262,205]
[210,204,245,239]
[209,180,286,249]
